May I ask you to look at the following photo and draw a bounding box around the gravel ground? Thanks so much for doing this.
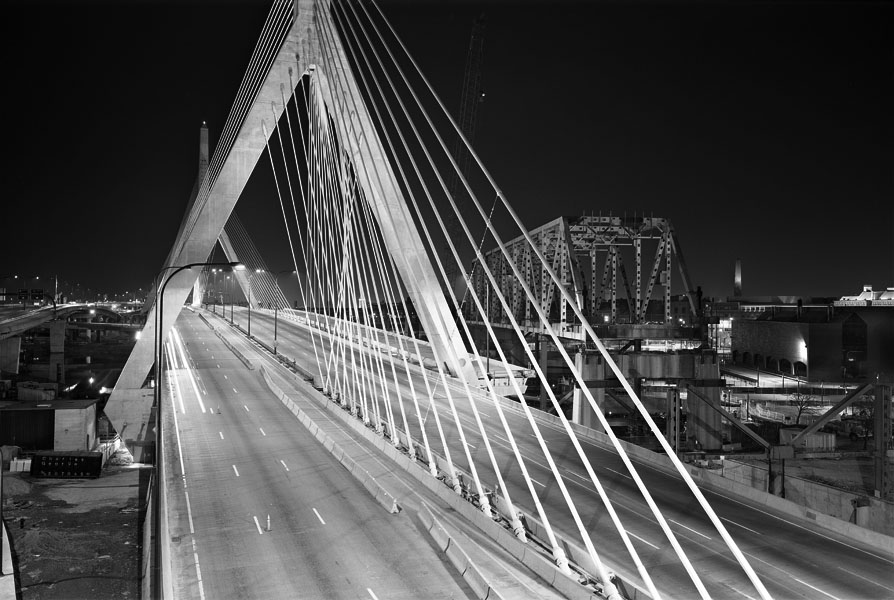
[1,464,150,600]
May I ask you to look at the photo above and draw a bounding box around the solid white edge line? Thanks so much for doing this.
[839,567,894,593]
[168,349,205,600]
[313,508,326,525]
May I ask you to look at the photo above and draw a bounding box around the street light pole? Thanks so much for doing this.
[273,269,296,353]
[153,260,241,596]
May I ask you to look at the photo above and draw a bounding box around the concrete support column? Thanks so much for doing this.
[571,351,606,431]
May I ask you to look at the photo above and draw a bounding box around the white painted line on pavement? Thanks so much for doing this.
[840,568,894,593]
[224,375,228,380]
[464,441,476,449]
[172,327,206,413]
[478,412,490,419]
[367,588,379,600]
[531,478,546,487]
[605,466,632,480]
[313,508,326,525]
[259,427,266,436]
[244,404,249,412]
[627,531,660,550]
[728,587,759,600]
[280,460,289,472]
[794,578,841,599]
[706,489,894,563]
[168,351,206,600]
[253,516,264,535]
[669,519,711,540]
[233,387,239,393]
[721,516,762,535]
[232,465,240,477]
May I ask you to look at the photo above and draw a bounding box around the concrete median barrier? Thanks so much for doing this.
[259,367,401,516]
[419,503,502,600]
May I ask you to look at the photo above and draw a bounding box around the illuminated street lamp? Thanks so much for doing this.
[247,269,263,337]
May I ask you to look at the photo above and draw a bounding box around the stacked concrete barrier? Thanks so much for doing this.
[418,503,503,600]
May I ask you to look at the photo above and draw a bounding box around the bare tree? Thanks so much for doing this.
[789,391,817,425]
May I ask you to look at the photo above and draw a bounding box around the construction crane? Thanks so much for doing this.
[444,14,486,297]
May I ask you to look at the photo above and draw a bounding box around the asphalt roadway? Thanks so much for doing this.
[161,309,473,600]
[221,305,894,600]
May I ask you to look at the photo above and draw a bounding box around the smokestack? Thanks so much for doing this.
[734,259,742,297]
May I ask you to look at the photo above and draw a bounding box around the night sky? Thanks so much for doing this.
[3,0,892,302]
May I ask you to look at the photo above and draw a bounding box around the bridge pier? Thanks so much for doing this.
[571,349,724,450]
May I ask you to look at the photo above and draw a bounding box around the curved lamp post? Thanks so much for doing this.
[152,260,242,595]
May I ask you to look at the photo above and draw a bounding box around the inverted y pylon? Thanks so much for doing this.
[107,0,476,444]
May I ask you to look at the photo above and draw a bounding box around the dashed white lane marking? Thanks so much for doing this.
[216,364,220,368]
[259,427,266,436]
[728,587,759,600]
[233,387,238,393]
[224,375,228,380]
[313,508,326,525]
[793,578,841,599]
[367,588,379,600]
[253,516,264,535]
[668,519,711,540]
[244,405,250,412]
[605,466,632,480]
[721,516,762,535]
[219,432,224,440]
[280,459,289,471]
[627,531,660,550]
[232,465,240,477]
[530,478,546,487]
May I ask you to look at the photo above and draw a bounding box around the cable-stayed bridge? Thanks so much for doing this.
[104,1,894,599]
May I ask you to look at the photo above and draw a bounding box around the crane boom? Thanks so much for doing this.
[445,14,486,295]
